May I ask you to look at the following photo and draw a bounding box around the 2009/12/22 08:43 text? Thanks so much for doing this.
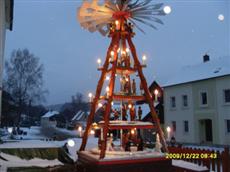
[166,153,217,159]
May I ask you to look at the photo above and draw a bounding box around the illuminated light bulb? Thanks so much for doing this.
[154,89,159,95]
[115,20,119,26]
[142,55,147,61]
[90,130,95,135]
[97,58,101,64]
[8,127,13,134]
[97,58,102,68]
[67,139,75,147]
[106,76,110,81]
[110,51,115,56]
[78,126,82,132]
[166,126,171,141]
[128,104,132,109]
[125,77,129,82]
[88,92,93,98]
[126,48,130,53]
[163,6,171,14]
[117,48,120,53]
[166,126,171,133]
[88,92,93,102]
[142,55,147,65]
[111,101,114,106]
[218,14,224,21]
[106,86,110,92]
[98,103,103,108]
[121,51,126,55]
[131,129,135,135]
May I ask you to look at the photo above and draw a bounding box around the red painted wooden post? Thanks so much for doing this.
[100,34,120,159]
[79,35,117,151]
[222,147,230,172]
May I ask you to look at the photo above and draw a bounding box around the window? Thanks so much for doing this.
[200,91,208,106]
[184,121,189,133]
[172,121,176,132]
[182,95,188,107]
[226,120,230,133]
[170,96,176,108]
[224,89,230,103]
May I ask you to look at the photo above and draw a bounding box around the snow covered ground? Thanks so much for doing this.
[0,126,222,171]
[0,152,63,172]
[0,136,98,171]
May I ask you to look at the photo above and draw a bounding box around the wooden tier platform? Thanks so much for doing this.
[98,120,156,130]
[100,94,145,102]
[77,150,173,172]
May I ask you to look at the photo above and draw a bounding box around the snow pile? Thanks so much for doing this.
[0,152,62,172]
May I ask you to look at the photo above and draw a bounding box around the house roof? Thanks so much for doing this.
[72,111,83,121]
[163,56,230,87]
[72,110,89,121]
[42,111,59,118]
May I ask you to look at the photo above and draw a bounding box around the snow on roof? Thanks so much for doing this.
[71,110,83,121]
[140,102,159,119]
[42,111,59,118]
[163,56,230,87]
[72,110,88,121]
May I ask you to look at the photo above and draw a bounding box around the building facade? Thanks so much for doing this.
[0,0,13,123]
[163,56,230,145]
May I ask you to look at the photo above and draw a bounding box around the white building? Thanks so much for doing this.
[0,0,14,123]
[41,111,59,128]
[163,55,230,145]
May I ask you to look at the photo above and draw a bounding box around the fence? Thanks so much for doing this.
[168,146,230,172]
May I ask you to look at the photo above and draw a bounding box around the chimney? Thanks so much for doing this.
[203,54,210,63]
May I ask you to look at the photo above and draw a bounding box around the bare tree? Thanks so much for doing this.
[4,48,47,125]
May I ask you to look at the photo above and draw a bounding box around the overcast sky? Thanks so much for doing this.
[4,0,230,105]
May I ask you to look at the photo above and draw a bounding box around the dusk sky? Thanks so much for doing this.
[4,0,230,105]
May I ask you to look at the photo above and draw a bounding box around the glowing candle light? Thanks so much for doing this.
[166,126,171,141]
[90,129,95,135]
[154,89,159,102]
[142,55,147,65]
[97,58,102,68]
[88,92,93,102]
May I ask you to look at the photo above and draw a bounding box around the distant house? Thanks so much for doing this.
[70,110,89,129]
[163,55,230,145]
[41,111,59,128]
[0,0,14,124]
[138,81,164,124]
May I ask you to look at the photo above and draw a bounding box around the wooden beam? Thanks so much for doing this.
[99,33,120,159]
[79,35,117,151]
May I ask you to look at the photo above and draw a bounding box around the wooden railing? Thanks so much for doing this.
[168,146,230,172]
